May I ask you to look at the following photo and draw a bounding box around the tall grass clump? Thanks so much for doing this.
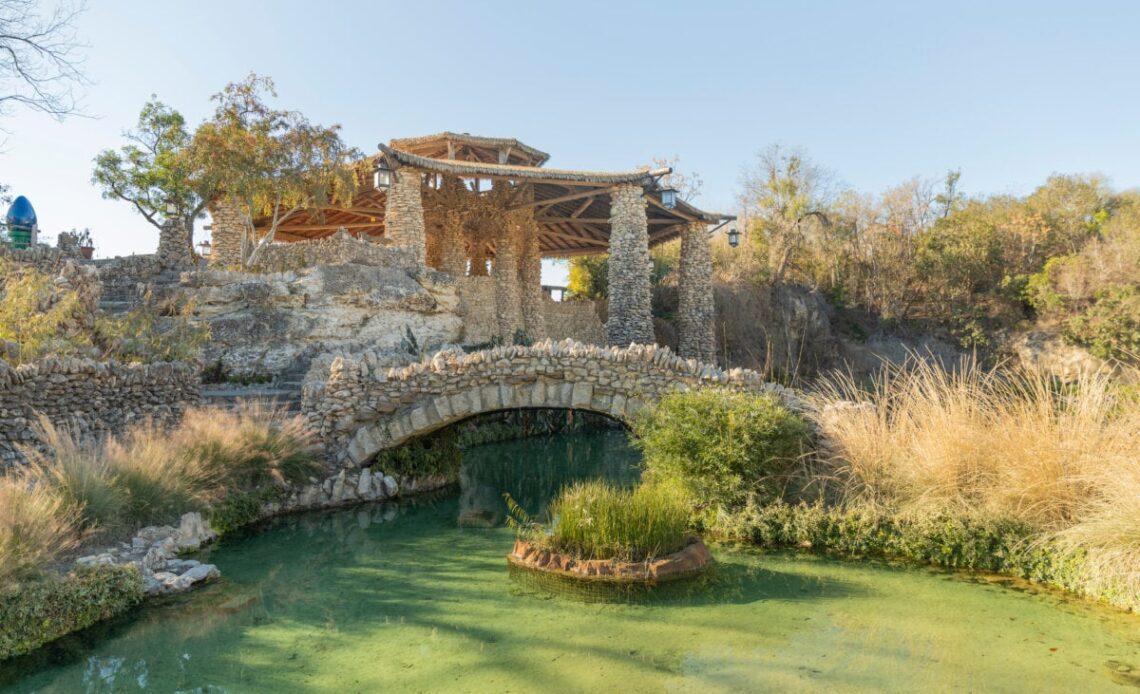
[520,480,692,562]
[173,403,322,489]
[633,389,811,513]
[810,357,1140,606]
[0,477,80,587]
[23,419,128,537]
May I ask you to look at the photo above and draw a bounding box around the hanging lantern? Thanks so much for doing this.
[660,187,678,209]
[727,227,740,248]
[374,160,393,190]
[197,239,212,257]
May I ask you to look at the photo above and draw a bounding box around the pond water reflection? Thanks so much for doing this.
[2,430,1137,692]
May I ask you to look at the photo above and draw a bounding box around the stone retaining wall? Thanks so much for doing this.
[250,230,417,274]
[0,358,201,467]
[0,245,75,274]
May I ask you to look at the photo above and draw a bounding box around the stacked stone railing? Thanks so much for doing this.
[302,339,798,467]
[0,358,201,468]
[250,230,418,273]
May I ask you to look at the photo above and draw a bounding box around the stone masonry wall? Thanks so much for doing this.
[456,276,498,345]
[677,221,717,363]
[518,211,546,340]
[384,169,427,266]
[605,184,654,346]
[156,220,193,269]
[250,230,417,274]
[494,215,523,340]
[542,298,604,345]
[207,198,246,268]
[0,245,73,274]
[302,339,799,467]
[0,358,201,468]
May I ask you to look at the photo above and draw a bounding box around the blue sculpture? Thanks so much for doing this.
[5,195,37,248]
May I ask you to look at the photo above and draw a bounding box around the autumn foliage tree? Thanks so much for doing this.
[187,74,363,267]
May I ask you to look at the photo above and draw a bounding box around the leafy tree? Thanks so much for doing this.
[740,144,833,284]
[0,0,87,120]
[187,74,363,267]
[92,98,203,255]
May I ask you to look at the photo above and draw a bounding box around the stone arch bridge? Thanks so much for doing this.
[302,339,796,467]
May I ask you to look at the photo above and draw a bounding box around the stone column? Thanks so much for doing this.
[440,209,467,277]
[469,240,489,276]
[493,216,523,340]
[678,220,717,363]
[383,168,426,266]
[517,206,546,340]
[605,184,655,346]
[157,218,193,269]
[207,198,245,268]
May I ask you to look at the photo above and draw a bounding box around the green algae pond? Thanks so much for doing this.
[2,430,1137,692]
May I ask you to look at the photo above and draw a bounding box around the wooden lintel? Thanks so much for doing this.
[257,221,385,233]
[508,184,621,210]
[536,217,676,225]
[646,195,700,221]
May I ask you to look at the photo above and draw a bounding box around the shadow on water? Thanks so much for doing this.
[506,558,870,606]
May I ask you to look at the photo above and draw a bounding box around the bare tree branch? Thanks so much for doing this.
[0,0,88,121]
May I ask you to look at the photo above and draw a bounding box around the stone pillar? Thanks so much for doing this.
[678,220,717,364]
[157,218,193,269]
[605,184,655,346]
[440,209,467,277]
[207,198,245,268]
[469,240,489,276]
[383,168,426,266]
[517,206,546,340]
[493,216,523,340]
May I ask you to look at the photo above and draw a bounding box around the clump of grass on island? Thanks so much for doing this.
[0,403,323,587]
[511,480,692,562]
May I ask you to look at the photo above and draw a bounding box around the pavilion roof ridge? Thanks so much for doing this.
[379,143,669,185]
[388,132,551,166]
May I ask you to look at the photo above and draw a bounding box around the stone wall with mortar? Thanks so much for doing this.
[0,358,201,467]
[207,199,246,268]
[249,230,416,274]
[605,184,654,346]
[542,299,605,345]
[456,276,498,345]
[302,339,799,467]
[677,221,717,363]
[156,220,194,269]
[518,211,546,340]
[383,169,427,266]
[0,245,74,274]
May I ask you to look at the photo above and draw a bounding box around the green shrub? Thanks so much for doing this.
[373,429,461,479]
[516,480,692,562]
[634,389,810,511]
[0,565,144,661]
[1063,285,1140,360]
[713,500,1136,611]
[207,487,282,536]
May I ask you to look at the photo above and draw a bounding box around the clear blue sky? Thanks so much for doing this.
[3,0,1140,265]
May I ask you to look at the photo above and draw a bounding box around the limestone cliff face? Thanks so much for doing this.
[182,265,464,378]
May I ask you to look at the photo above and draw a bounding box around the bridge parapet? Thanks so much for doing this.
[301,339,798,467]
